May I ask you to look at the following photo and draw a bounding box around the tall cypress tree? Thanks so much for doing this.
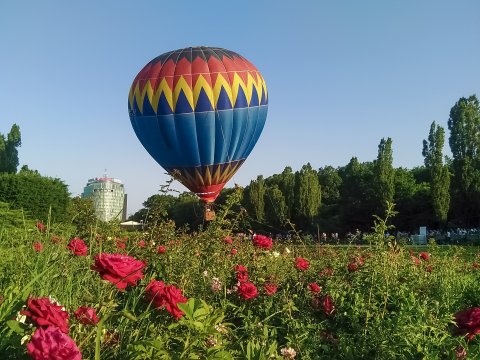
[422,121,450,225]
[374,137,395,214]
[294,163,321,223]
[244,175,266,223]
[447,95,480,225]
[0,124,21,173]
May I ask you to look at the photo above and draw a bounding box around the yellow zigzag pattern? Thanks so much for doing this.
[129,72,267,113]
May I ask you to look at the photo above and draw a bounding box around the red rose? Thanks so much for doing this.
[138,240,146,248]
[116,240,126,250]
[454,307,480,340]
[419,252,430,261]
[91,253,146,290]
[231,248,238,255]
[157,245,166,254]
[347,262,358,272]
[235,265,248,283]
[66,238,88,256]
[295,257,310,271]
[412,256,421,265]
[36,222,46,233]
[426,265,433,273]
[235,265,247,272]
[308,282,321,294]
[223,236,233,244]
[27,326,81,360]
[323,294,335,316]
[33,242,43,252]
[145,280,187,320]
[252,234,273,250]
[238,282,258,300]
[319,267,334,277]
[22,297,69,334]
[263,283,278,296]
[74,306,99,325]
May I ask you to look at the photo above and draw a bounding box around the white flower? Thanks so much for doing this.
[16,312,27,324]
[272,251,280,257]
[20,334,32,345]
[284,247,291,254]
[280,347,297,359]
[203,270,209,277]
[211,277,222,292]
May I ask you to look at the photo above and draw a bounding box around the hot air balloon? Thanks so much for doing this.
[128,46,268,217]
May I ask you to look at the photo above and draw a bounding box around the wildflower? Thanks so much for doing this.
[419,252,430,261]
[66,238,88,256]
[211,277,222,292]
[295,257,310,271]
[323,294,335,316]
[74,306,100,325]
[91,253,146,290]
[202,270,208,277]
[145,280,187,320]
[308,283,321,294]
[453,307,480,340]
[238,282,258,300]
[280,346,297,359]
[27,327,81,360]
[33,242,43,252]
[36,222,46,233]
[263,283,278,296]
[21,297,70,334]
[252,234,273,250]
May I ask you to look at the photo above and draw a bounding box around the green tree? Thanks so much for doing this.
[243,175,266,223]
[422,121,450,226]
[447,95,480,225]
[264,184,287,227]
[374,137,395,214]
[0,124,21,173]
[318,166,342,205]
[68,196,97,238]
[278,166,296,219]
[294,163,321,224]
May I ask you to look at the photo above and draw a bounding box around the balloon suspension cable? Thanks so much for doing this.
[204,202,216,221]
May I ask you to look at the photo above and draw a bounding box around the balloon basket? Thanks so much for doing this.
[204,203,216,221]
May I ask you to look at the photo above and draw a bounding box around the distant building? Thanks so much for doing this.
[82,177,127,222]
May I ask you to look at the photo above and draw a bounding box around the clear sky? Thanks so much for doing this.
[1,1,479,215]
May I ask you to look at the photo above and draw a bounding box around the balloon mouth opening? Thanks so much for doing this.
[193,183,226,203]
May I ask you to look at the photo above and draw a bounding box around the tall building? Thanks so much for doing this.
[82,177,127,222]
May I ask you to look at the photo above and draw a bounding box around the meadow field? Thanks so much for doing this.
[1,205,480,360]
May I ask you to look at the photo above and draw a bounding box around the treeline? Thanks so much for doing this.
[131,95,480,235]
[0,125,71,223]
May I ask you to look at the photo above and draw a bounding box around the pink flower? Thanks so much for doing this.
[252,234,273,250]
[295,257,310,271]
[419,252,430,261]
[36,222,46,233]
[74,306,100,325]
[27,326,81,360]
[223,236,233,244]
[308,283,321,294]
[116,240,126,250]
[21,297,69,334]
[91,253,146,290]
[138,240,146,248]
[145,280,187,320]
[323,294,335,316]
[238,282,258,300]
[157,245,166,254]
[66,238,88,256]
[454,307,480,340]
[263,283,278,296]
[412,256,421,266]
[33,242,43,252]
[231,248,238,255]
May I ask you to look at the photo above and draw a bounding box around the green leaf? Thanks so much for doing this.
[6,320,26,335]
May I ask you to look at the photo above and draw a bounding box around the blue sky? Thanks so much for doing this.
[1,1,479,215]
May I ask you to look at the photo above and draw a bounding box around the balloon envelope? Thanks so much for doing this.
[128,47,268,202]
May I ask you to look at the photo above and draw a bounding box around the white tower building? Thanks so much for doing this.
[82,177,126,222]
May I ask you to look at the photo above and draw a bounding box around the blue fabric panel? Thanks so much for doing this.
[244,105,268,158]
[233,106,258,160]
[249,85,259,107]
[216,87,232,110]
[156,113,178,152]
[130,114,166,166]
[157,92,173,115]
[141,95,156,116]
[228,108,248,161]
[234,86,248,109]
[195,111,215,165]
[214,110,233,164]
[173,112,200,166]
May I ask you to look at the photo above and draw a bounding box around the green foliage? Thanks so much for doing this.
[294,163,321,223]
[374,137,395,215]
[67,196,97,238]
[244,175,266,223]
[0,124,21,174]
[0,169,70,223]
